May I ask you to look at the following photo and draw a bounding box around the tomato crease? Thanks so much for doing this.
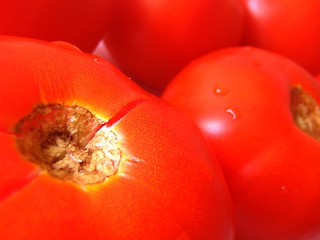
[105,98,146,127]
[0,169,40,202]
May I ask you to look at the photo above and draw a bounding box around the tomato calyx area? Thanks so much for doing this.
[14,101,141,186]
[291,86,320,140]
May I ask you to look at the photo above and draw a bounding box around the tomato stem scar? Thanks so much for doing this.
[14,99,144,186]
[290,86,320,140]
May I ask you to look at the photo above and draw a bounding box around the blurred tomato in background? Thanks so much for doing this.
[0,0,112,52]
[241,0,320,76]
[102,0,244,90]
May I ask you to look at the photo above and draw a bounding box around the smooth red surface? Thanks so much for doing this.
[0,36,234,240]
[103,0,244,90]
[0,0,112,52]
[163,47,320,239]
[242,0,320,75]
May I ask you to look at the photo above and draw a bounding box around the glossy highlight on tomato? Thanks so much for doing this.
[0,36,234,240]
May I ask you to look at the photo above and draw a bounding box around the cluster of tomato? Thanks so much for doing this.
[1,0,320,240]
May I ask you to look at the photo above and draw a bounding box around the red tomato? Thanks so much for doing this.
[163,47,320,239]
[0,0,112,52]
[0,36,234,240]
[102,0,244,90]
[241,0,320,75]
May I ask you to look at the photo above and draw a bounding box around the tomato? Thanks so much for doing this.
[0,0,112,52]
[162,47,320,239]
[102,0,244,90]
[241,0,320,75]
[0,36,234,240]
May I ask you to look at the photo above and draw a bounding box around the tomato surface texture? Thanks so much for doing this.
[163,47,320,239]
[0,36,234,240]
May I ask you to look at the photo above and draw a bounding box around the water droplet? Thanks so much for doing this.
[94,57,101,65]
[225,108,240,120]
[213,86,228,96]
[281,186,288,194]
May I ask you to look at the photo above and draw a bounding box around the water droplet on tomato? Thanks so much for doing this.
[225,108,240,120]
[213,86,228,96]
[281,186,288,194]
[94,57,101,65]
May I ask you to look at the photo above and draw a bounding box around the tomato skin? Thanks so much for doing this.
[241,0,320,75]
[0,0,112,52]
[163,47,320,239]
[0,36,234,240]
[103,0,244,90]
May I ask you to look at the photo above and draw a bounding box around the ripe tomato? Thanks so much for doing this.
[0,0,112,52]
[102,0,244,90]
[163,47,320,239]
[0,36,234,240]
[241,0,320,75]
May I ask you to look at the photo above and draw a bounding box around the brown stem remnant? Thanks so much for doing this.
[290,86,320,140]
[15,104,122,186]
